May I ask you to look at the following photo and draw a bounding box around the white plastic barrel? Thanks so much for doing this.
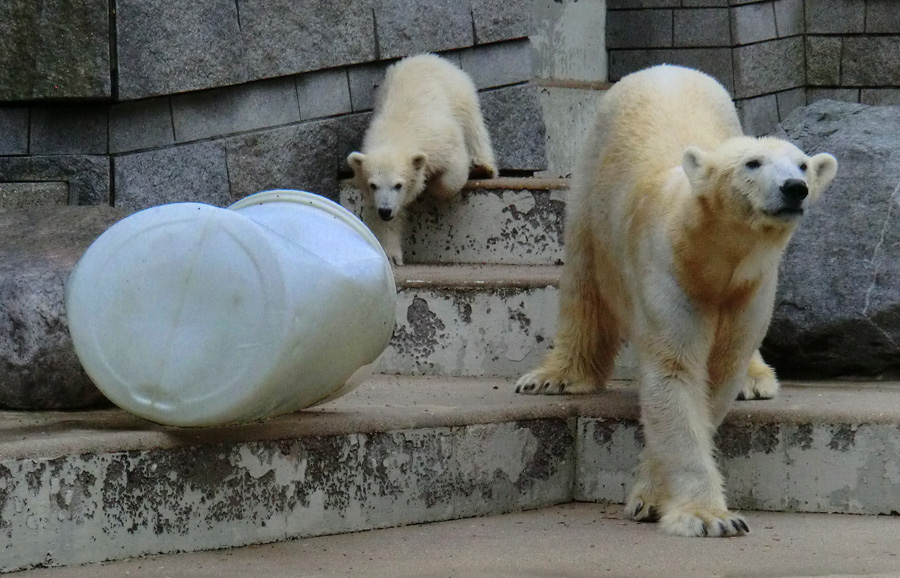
[66,190,396,427]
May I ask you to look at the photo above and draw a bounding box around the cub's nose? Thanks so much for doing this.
[378,207,394,221]
[781,178,808,205]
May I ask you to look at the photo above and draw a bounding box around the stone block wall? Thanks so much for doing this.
[0,0,544,210]
[607,0,900,135]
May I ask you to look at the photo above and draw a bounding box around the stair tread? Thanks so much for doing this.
[3,375,899,461]
[394,263,562,288]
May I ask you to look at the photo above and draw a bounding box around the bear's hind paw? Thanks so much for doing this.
[514,371,597,395]
[737,372,779,400]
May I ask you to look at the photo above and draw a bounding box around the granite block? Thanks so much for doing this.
[459,40,534,90]
[114,141,231,210]
[224,119,341,202]
[806,36,842,86]
[116,0,249,100]
[0,182,68,210]
[609,48,735,93]
[674,8,730,48]
[471,0,534,43]
[805,0,865,34]
[297,69,353,120]
[841,37,900,86]
[335,112,373,175]
[0,155,110,205]
[0,108,28,155]
[29,106,108,155]
[861,89,900,106]
[733,37,804,99]
[866,0,900,34]
[348,61,393,112]
[374,0,474,59]
[239,0,376,79]
[532,0,607,83]
[0,0,110,100]
[480,84,547,171]
[171,78,300,143]
[774,0,803,37]
[109,98,175,154]
[776,87,807,121]
[737,94,779,136]
[607,0,679,7]
[807,88,860,104]
[682,0,728,5]
[606,9,673,49]
[731,2,777,45]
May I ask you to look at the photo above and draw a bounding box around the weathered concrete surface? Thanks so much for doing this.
[384,265,637,379]
[1,410,573,572]
[340,179,568,265]
[532,0,608,83]
[0,183,68,210]
[577,381,900,516]
[0,0,111,100]
[17,504,900,578]
[0,207,127,410]
[764,100,900,378]
[535,85,606,178]
[2,376,900,572]
[0,155,110,206]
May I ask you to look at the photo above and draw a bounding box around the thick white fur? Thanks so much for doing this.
[347,54,497,265]
[515,65,837,537]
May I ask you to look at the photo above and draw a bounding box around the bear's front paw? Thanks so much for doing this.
[514,371,598,395]
[659,507,749,538]
[737,369,779,400]
[385,250,404,266]
[470,163,498,179]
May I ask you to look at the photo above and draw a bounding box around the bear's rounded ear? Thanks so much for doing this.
[347,152,366,174]
[809,152,838,191]
[411,153,428,171]
[682,146,707,185]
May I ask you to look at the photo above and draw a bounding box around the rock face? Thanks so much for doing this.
[763,100,900,378]
[0,207,127,409]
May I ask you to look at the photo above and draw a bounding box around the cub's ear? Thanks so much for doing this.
[347,152,366,175]
[682,146,708,186]
[411,153,428,171]
[808,153,838,197]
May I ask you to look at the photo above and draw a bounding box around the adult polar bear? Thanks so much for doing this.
[516,65,837,537]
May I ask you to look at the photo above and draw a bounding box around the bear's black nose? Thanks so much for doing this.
[781,179,808,205]
[378,208,394,221]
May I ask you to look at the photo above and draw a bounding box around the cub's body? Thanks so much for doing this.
[347,54,497,265]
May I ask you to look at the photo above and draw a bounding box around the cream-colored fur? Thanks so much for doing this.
[516,65,837,537]
[347,53,497,265]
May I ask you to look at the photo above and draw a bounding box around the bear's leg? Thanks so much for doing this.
[638,351,749,537]
[459,104,497,178]
[426,161,469,202]
[736,350,779,400]
[364,203,406,265]
[515,244,620,395]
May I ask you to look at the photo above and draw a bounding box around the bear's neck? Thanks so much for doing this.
[670,195,793,309]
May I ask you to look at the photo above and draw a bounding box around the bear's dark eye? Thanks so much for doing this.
[369,183,377,191]
[746,160,761,169]
[799,162,808,171]
[393,183,402,191]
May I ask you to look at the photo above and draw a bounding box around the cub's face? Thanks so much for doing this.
[683,137,838,228]
[347,151,428,221]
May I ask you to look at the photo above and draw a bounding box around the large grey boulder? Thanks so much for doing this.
[762,100,900,378]
[0,207,127,409]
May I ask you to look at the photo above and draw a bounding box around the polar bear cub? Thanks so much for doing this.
[347,54,498,265]
[515,65,837,537]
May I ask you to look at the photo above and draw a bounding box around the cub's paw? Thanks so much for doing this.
[737,368,779,400]
[515,370,597,395]
[659,507,749,538]
[385,250,403,267]
[470,163,498,179]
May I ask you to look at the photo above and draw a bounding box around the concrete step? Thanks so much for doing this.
[339,178,568,265]
[381,264,637,379]
[2,375,898,572]
[17,503,900,578]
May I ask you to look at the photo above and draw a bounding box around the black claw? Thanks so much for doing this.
[739,519,750,534]
[718,521,727,536]
[645,506,659,523]
[731,520,742,533]
[700,523,708,537]
[736,391,747,400]
[522,384,534,392]
[633,501,644,516]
